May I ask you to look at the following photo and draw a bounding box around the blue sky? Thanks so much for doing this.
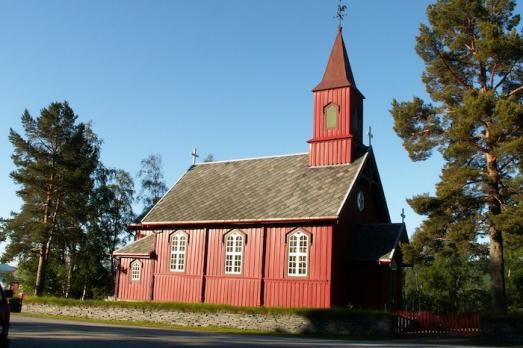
[2,0,521,252]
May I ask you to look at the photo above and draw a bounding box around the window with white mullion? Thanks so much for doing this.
[225,231,244,274]
[131,261,141,281]
[170,232,187,272]
[288,231,309,276]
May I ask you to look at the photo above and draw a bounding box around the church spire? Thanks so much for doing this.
[308,24,365,167]
[313,28,357,92]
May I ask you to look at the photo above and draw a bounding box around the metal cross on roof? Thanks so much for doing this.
[401,208,406,223]
[368,126,373,146]
[192,147,199,165]
[335,0,348,30]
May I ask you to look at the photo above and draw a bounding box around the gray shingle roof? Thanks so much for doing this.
[348,224,406,262]
[142,152,368,223]
[114,234,155,256]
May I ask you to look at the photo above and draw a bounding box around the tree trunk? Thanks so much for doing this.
[34,235,52,296]
[489,225,507,313]
[65,253,72,298]
[34,246,46,296]
[35,174,54,296]
[35,180,62,296]
[486,151,507,313]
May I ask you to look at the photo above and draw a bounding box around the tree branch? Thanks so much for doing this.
[431,41,473,89]
[439,52,473,89]
[494,63,516,90]
[498,157,516,172]
[508,85,523,96]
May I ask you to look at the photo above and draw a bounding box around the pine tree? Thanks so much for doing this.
[2,102,100,296]
[391,0,523,313]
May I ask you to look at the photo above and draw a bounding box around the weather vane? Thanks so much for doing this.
[335,0,348,30]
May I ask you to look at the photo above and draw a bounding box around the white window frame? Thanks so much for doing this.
[170,231,188,272]
[287,230,309,277]
[131,260,141,281]
[224,230,244,275]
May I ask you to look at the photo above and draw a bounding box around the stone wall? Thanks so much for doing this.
[22,302,392,336]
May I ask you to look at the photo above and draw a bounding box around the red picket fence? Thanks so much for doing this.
[394,310,480,336]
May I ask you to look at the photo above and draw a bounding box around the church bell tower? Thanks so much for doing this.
[308,28,365,166]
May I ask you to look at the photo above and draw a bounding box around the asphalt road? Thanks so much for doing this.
[9,315,492,348]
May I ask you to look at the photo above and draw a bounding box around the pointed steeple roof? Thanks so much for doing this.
[313,28,357,92]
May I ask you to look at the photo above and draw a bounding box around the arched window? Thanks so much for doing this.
[288,230,309,276]
[131,260,141,281]
[224,230,244,274]
[324,103,339,130]
[170,231,188,272]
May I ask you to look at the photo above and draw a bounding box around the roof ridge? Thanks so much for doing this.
[194,152,308,165]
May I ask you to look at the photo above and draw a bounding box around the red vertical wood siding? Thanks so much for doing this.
[116,258,154,301]
[263,226,332,308]
[310,139,352,167]
[313,88,351,141]
[204,227,263,307]
[310,87,354,166]
[153,228,206,303]
[309,86,365,166]
[117,224,335,308]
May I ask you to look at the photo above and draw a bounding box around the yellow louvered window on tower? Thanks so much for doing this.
[325,104,339,129]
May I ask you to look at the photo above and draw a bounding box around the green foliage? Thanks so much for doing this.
[505,233,523,308]
[391,0,523,312]
[1,102,135,299]
[2,102,100,295]
[404,252,489,313]
[391,98,443,161]
[79,166,135,297]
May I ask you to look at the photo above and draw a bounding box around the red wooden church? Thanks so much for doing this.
[113,28,408,309]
